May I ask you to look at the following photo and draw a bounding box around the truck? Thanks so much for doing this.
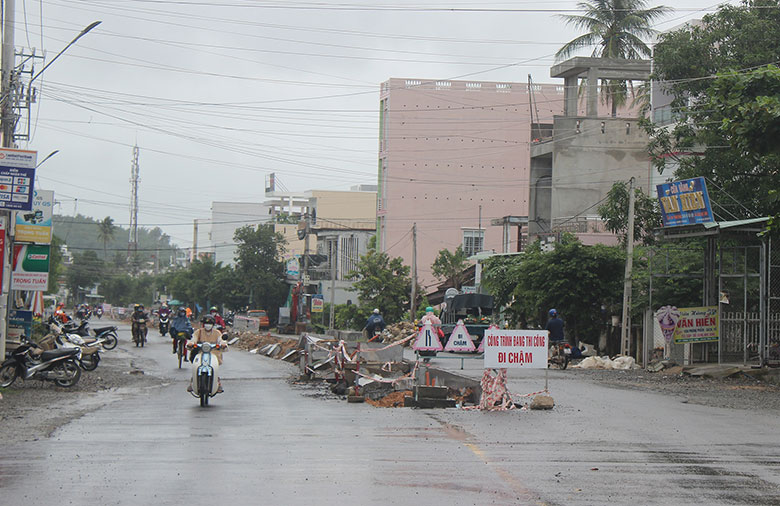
[440,292,495,348]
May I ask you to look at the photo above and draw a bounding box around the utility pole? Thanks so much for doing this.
[620,178,636,357]
[410,223,417,320]
[328,238,336,331]
[127,145,139,259]
[0,0,14,359]
[191,219,198,263]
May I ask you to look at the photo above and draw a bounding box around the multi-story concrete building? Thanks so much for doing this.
[528,57,652,244]
[210,201,271,266]
[378,78,569,288]
[309,188,377,305]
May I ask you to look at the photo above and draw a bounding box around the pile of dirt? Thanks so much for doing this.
[233,331,298,355]
[386,321,416,343]
[365,390,412,408]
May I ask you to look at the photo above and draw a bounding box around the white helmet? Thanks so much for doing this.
[373,308,379,314]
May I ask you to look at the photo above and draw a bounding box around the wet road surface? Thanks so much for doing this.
[1,323,779,505]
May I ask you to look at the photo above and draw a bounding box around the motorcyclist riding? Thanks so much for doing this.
[209,306,226,330]
[131,304,149,344]
[186,315,227,393]
[54,303,71,324]
[545,309,565,343]
[170,307,194,357]
[158,302,172,319]
[364,308,386,341]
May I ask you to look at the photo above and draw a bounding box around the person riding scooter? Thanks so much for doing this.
[170,307,194,357]
[364,308,386,341]
[131,304,149,345]
[186,315,227,393]
[209,306,226,330]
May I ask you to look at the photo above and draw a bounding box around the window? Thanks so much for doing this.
[462,229,484,257]
[340,235,359,280]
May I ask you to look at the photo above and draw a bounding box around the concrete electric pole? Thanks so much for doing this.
[620,178,636,357]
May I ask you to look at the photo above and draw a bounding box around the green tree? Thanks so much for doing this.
[350,246,411,324]
[598,180,662,246]
[96,216,115,260]
[233,224,288,316]
[66,250,103,303]
[431,246,469,289]
[47,235,65,294]
[557,0,671,115]
[649,1,780,227]
[482,235,625,343]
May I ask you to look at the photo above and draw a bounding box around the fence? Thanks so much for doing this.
[720,312,780,363]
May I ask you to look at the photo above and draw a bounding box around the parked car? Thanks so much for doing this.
[246,310,270,329]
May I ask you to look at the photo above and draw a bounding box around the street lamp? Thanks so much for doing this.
[29,21,102,85]
[36,150,59,168]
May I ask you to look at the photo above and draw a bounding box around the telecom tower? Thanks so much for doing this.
[128,145,140,257]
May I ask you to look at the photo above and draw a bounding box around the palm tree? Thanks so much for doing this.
[557,0,671,116]
[96,216,116,260]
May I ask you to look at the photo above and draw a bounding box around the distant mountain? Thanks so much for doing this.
[53,214,178,266]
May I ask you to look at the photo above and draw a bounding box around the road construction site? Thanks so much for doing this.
[1,321,779,505]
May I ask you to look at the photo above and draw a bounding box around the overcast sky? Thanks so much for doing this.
[16,0,729,248]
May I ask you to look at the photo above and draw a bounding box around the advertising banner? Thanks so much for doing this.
[15,189,54,243]
[0,217,5,284]
[311,294,324,313]
[483,329,548,369]
[11,244,50,291]
[672,306,719,344]
[0,148,37,212]
[286,257,300,277]
[656,177,714,227]
[8,310,33,341]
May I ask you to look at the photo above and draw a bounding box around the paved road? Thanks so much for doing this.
[1,324,779,505]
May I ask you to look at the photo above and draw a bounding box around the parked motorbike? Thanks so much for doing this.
[0,336,82,388]
[55,317,118,350]
[159,315,170,337]
[132,318,148,347]
[39,331,101,372]
[189,342,223,407]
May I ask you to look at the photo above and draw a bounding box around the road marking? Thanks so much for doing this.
[430,415,547,505]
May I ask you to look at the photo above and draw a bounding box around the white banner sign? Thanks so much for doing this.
[483,329,548,369]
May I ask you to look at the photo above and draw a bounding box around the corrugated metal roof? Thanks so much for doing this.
[702,217,769,230]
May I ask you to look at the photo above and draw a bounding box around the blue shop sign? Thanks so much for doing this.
[656,177,714,227]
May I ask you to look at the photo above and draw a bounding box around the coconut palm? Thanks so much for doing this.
[96,216,116,260]
[557,0,671,116]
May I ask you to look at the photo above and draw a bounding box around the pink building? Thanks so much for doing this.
[377,78,568,289]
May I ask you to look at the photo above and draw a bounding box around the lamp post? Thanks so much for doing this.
[0,0,100,357]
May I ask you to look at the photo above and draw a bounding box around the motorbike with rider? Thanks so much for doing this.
[131,304,149,347]
[186,315,228,404]
[158,303,172,336]
[170,307,194,365]
[364,308,386,342]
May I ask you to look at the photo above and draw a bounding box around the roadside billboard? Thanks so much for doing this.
[0,148,37,212]
[311,294,324,313]
[15,189,54,243]
[11,244,50,291]
[8,310,33,341]
[483,329,548,369]
[673,306,719,344]
[656,177,714,227]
